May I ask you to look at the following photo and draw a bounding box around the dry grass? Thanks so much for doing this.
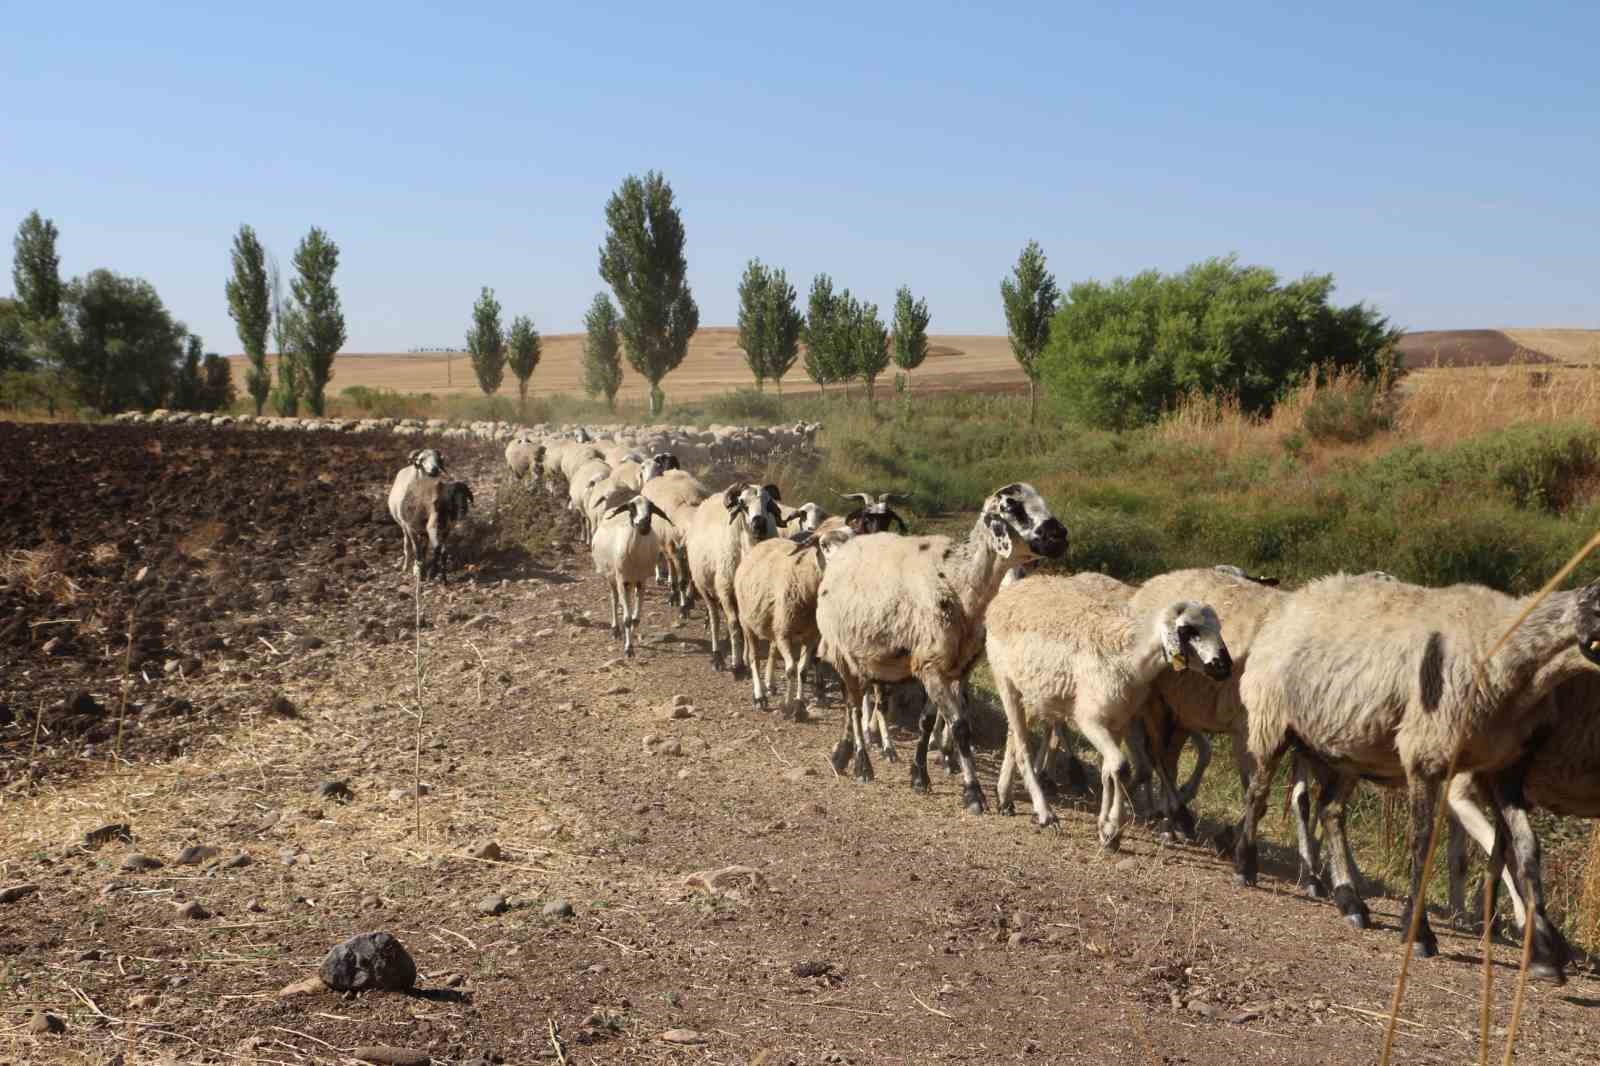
[1,545,83,604]
[1577,824,1600,949]
[1501,329,1600,365]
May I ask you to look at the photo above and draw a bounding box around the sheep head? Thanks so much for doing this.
[978,483,1067,562]
[723,483,780,542]
[644,452,682,481]
[607,494,674,534]
[1213,563,1280,587]
[409,449,446,477]
[1579,582,1600,667]
[1156,601,1232,680]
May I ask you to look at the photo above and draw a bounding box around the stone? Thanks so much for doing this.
[122,854,164,873]
[468,842,503,861]
[176,900,211,920]
[671,694,693,708]
[541,899,574,919]
[659,1029,707,1045]
[29,1012,65,1035]
[659,701,693,720]
[318,779,355,803]
[782,767,817,783]
[352,1048,430,1066]
[175,845,219,866]
[278,975,329,998]
[1116,857,1139,872]
[603,685,630,696]
[0,883,39,904]
[83,823,132,848]
[1007,932,1027,949]
[319,932,417,992]
[128,993,160,1009]
[476,894,508,916]
[223,853,253,869]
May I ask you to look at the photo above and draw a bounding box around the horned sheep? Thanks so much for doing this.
[387,449,475,580]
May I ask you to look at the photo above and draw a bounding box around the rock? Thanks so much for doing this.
[444,973,465,988]
[1007,932,1027,949]
[175,845,219,866]
[128,993,160,1009]
[791,960,834,978]
[29,1012,64,1035]
[1231,1010,1261,1025]
[533,628,555,639]
[1187,1000,1224,1020]
[318,779,355,803]
[1308,998,1329,1012]
[646,737,682,757]
[319,932,417,992]
[0,883,39,904]
[223,853,253,869]
[603,685,630,696]
[352,1047,430,1066]
[671,694,694,708]
[782,767,817,783]
[122,854,164,873]
[659,1029,707,1046]
[463,613,494,629]
[602,657,625,669]
[244,898,264,913]
[267,694,298,717]
[468,842,503,861]
[676,768,692,780]
[476,894,508,916]
[75,948,103,962]
[541,899,574,919]
[388,784,430,802]
[1009,911,1032,931]
[176,900,211,920]
[41,636,66,656]
[278,848,300,867]
[659,701,693,720]
[84,823,132,848]
[278,975,329,998]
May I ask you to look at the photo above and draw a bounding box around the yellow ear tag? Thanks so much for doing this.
[1169,653,1188,672]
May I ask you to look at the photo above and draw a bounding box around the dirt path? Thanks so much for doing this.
[3,426,1598,1065]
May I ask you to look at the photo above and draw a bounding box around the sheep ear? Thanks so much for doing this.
[985,515,1014,556]
[604,504,628,520]
[762,483,782,503]
[408,450,421,463]
[722,486,741,512]
[844,508,867,532]
[648,500,675,526]
[775,510,797,526]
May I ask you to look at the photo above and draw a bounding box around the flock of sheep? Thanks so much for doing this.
[384,421,1600,987]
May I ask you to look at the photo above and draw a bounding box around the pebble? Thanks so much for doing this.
[361,894,383,910]
[444,973,465,988]
[75,948,103,962]
[278,848,301,867]
[0,883,39,904]
[388,785,430,802]
[128,993,160,1009]
[175,845,219,866]
[676,768,692,780]
[352,1047,430,1066]
[319,932,417,992]
[278,975,328,998]
[1007,932,1027,949]
[603,657,625,669]
[671,694,693,708]
[533,628,555,639]
[659,1029,707,1045]
[476,894,508,916]
[659,701,694,720]
[542,899,574,919]
[83,823,133,848]
[468,842,503,861]
[176,900,211,920]
[29,1012,64,1035]
[122,853,164,872]
[1187,1000,1223,1019]
[318,779,355,803]
[783,767,817,782]
[244,898,265,913]
[224,852,253,869]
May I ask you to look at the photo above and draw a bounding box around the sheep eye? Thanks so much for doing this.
[1177,624,1196,641]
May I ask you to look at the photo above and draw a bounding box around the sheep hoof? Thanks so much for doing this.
[711,656,726,673]
[961,783,987,816]
[852,751,874,783]
[1036,811,1060,831]
[909,764,931,793]
[998,798,1016,817]
[1100,833,1123,853]
[1302,876,1330,900]
[1334,886,1369,928]
[753,696,768,712]
[1411,935,1438,959]
[1169,806,1197,841]
[1529,960,1566,985]
[881,744,898,763]
[1233,873,1256,889]
[830,739,854,775]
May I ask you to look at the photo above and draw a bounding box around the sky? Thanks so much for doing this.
[2,1,1597,352]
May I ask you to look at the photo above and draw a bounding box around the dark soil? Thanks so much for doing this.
[1397,330,1555,368]
[1,421,1596,1066]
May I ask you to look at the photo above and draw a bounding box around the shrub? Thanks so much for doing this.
[1301,378,1393,443]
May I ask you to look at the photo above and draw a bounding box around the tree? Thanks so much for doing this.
[466,286,506,404]
[506,314,542,415]
[268,255,299,415]
[199,353,236,412]
[1039,255,1404,429]
[892,284,931,386]
[736,259,804,395]
[0,298,30,373]
[284,226,346,416]
[1000,240,1060,422]
[597,171,698,415]
[172,334,204,410]
[803,274,845,394]
[225,224,272,414]
[582,292,624,410]
[844,295,890,402]
[56,269,187,412]
[12,211,63,361]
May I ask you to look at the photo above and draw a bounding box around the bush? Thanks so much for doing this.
[1041,256,1403,429]
[704,388,786,425]
[1301,379,1393,443]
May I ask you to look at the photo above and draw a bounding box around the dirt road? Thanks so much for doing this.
[2,424,1596,1065]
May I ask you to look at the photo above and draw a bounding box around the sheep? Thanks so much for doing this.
[642,452,682,482]
[1232,572,1600,978]
[558,445,606,485]
[505,438,545,482]
[685,483,783,672]
[779,502,830,534]
[817,482,1068,813]
[986,575,1232,844]
[837,491,908,533]
[583,475,636,543]
[387,449,474,580]
[641,469,711,612]
[590,494,676,656]
[734,528,856,714]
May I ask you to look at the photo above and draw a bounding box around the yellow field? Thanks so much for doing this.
[231,328,1026,402]
[1501,328,1600,364]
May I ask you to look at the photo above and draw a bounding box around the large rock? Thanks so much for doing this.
[318,932,417,992]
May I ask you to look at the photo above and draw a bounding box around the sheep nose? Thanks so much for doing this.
[1031,519,1069,559]
[1205,649,1234,681]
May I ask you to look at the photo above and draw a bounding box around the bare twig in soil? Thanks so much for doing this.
[909,990,952,1019]
[547,1017,569,1064]
[412,567,426,844]
[257,636,279,656]
[435,927,478,950]
[1482,869,1496,1066]
[268,1025,347,1052]
[1502,901,1539,1066]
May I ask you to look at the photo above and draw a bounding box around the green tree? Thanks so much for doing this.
[172,334,204,410]
[506,314,542,416]
[466,286,506,405]
[225,224,272,414]
[1001,240,1060,422]
[1040,255,1404,429]
[199,352,237,412]
[57,269,187,412]
[598,171,698,415]
[582,292,624,410]
[0,298,30,372]
[803,274,845,394]
[268,256,300,415]
[12,211,63,362]
[892,284,931,387]
[284,226,346,416]
[736,259,804,395]
[845,295,890,402]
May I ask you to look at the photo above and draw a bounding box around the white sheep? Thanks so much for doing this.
[986,575,1232,844]
[590,494,676,656]
[386,449,474,580]
[641,469,711,612]
[1233,572,1600,978]
[816,482,1068,813]
[685,483,783,672]
[733,527,855,714]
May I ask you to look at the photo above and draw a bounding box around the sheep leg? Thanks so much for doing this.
[870,687,897,762]
[1125,718,1158,818]
[745,626,767,710]
[1486,768,1570,982]
[830,668,863,776]
[1397,775,1441,960]
[608,580,622,640]
[923,673,984,815]
[909,701,936,794]
[996,680,1055,828]
[1446,773,1524,929]
[625,582,641,657]
[703,589,725,670]
[1312,770,1368,928]
[862,685,882,748]
[1079,719,1131,849]
[1141,719,1199,842]
[1288,754,1327,898]
[939,712,959,775]
[849,686,875,782]
[1233,736,1289,886]
[725,600,747,677]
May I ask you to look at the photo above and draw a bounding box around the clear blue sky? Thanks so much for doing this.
[3,1,1596,352]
